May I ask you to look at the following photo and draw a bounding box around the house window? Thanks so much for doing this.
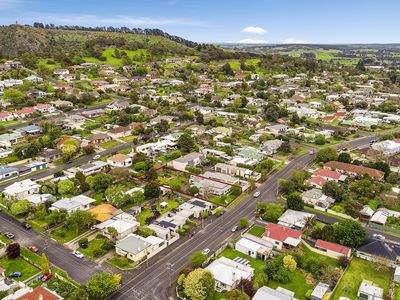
[359,293,368,300]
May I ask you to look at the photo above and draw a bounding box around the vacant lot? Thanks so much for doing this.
[331,258,391,300]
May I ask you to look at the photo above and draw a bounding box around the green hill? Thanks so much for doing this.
[0,25,197,59]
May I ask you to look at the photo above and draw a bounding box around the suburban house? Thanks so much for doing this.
[86,133,112,145]
[266,124,289,135]
[135,139,176,156]
[214,163,261,180]
[107,154,132,168]
[89,204,121,223]
[107,126,131,139]
[313,239,352,259]
[357,280,384,300]
[81,109,105,118]
[371,140,400,156]
[261,139,283,156]
[0,132,23,148]
[357,239,400,266]
[76,161,109,176]
[0,112,14,122]
[50,195,96,213]
[253,286,298,300]
[16,125,42,136]
[201,171,240,185]
[115,233,166,262]
[235,234,273,260]
[277,209,315,230]
[262,223,302,250]
[3,179,40,200]
[189,176,231,196]
[0,166,19,180]
[5,285,63,300]
[301,189,335,208]
[167,152,204,171]
[94,213,139,240]
[304,176,328,189]
[177,199,213,218]
[37,148,63,163]
[324,161,385,181]
[206,257,254,292]
[34,103,55,113]
[310,169,347,182]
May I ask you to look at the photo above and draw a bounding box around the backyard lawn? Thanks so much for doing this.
[247,225,265,238]
[268,270,313,300]
[136,209,154,225]
[331,258,392,300]
[0,256,40,281]
[156,199,181,214]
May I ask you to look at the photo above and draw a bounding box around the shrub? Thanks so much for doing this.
[93,249,105,258]
[102,239,115,251]
[78,238,89,249]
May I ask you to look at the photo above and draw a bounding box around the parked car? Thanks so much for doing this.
[202,248,210,255]
[4,232,14,239]
[9,272,22,278]
[41,273,52,282]
[72,250,84,258]
[22,222,31,229]
[93,154,101,159]
[28,245,39,253]
[231,225,239,232]
[373,233,385,240]
[253,191,260,198]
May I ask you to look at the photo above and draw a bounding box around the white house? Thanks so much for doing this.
[3,179,40,200]
[50,195,96,213]
[277,209,315,230]
[253,286,298,300]
[357,280,384,300]
[235,234,273,261]
[107,154,132,168]
[206,257,254,292]
[95,213,139,239]
[115,234,166,262]
[167,152,204,171]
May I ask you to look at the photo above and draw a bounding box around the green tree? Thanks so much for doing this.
[337,152,352,163]
[333,220,366,248]
[184,269,215,300]
[314,134,326,145]
[86,273,119,300]
[322,181,348,202]
[65,210,95,234]
[3,88,25,105]
[61,143,78,162]
[188,251,208,267]
[105,184,129,208]
[10,200,30,216]
[144,182,161,199]
[57,179,75,195]
[262,203,285,222]
[283,255,297,272]
[41,253,50,274]
[86,173,113,191]
[315,147,338,163]
[239,218,249,228]
[286,192,304,211]
[225,289,250,300]
[177,133,197,153]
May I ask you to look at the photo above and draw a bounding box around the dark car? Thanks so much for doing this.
[22,222,31,229]
[9,272,22,278]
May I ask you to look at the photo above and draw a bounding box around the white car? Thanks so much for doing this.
[202,248,210,255]
[253,191,260,198]
[372,233,385,240]
[72,250,84,258]
[93,155,101,159]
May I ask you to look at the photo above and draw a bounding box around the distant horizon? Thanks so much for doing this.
[0,0,399,44]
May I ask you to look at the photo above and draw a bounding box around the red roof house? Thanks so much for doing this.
[313,169,347,181]
[262,223,302,250]
[315,239,351,258]
[305,176,328,189]
[16,286,63,300]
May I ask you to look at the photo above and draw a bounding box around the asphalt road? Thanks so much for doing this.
[112,133,389,300]
[0,212,102,283]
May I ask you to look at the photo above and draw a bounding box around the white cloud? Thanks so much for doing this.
[238,38,268,44]
[241,26,267,34]
[24,14,206,27]
[283,38,308,44]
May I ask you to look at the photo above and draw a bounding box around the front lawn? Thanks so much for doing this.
[208,194,237,206]
[331,258,391,300]
[0,256,40,281]
[107,256,135,270]
[50,226,86,244]
[289,243,339,268]
[247,225,265,238]
[78,236,114,259]
[156,199,180,215]
[98,141,123,149]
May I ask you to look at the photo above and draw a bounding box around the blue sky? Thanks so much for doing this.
[0,0,399,44]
